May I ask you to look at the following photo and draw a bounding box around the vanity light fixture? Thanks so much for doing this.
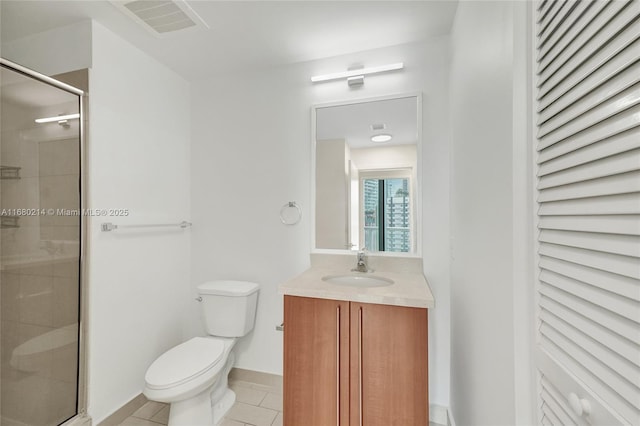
[371,134,393,143]
[311,62,404,85]
[35,113,80,124]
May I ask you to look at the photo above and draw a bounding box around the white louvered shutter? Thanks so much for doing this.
[535,0,640,425]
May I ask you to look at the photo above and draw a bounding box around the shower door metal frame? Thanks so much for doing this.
[0,57,90,426]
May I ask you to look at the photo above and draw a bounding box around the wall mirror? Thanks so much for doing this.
[312,94,421,254]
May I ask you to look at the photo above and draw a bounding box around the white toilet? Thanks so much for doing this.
[143,280,259,426]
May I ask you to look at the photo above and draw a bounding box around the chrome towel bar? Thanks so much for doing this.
[101,221,192,232]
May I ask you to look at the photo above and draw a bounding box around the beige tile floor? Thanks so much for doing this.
[118,377,282,426]
[118,376,444,426]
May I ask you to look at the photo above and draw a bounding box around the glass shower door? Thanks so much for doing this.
[0,63,81,426]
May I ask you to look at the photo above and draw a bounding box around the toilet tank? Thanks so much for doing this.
[197,281,260,337]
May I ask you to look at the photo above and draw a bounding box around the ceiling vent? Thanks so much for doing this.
[111,0,209,36]
[370,123,386,131]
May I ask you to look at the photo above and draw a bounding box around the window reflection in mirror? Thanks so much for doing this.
[314,95,419,253]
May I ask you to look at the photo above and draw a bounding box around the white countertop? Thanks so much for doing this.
[278,253,435,309]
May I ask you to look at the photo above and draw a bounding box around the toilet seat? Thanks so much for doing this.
[145,337,224,390]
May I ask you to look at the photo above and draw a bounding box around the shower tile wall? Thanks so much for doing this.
[1,79,79,426]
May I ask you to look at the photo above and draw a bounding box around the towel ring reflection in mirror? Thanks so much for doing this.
[280,201,302,225]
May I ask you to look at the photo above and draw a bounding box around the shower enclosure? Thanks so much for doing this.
[0,60,85,426]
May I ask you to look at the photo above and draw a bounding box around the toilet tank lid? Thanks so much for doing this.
[198,280,260,297]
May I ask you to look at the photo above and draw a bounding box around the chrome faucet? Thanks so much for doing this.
[352,248,369,273]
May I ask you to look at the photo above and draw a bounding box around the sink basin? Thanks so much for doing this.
[322,274,394,288]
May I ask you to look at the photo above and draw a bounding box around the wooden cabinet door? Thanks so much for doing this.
[283,296,350,426]
[349,302,428,426]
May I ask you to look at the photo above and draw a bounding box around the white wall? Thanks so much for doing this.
[449,2,521,424]
[87,22,191,422]
[190,39,452,407]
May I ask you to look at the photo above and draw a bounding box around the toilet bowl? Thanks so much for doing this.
[143,280,259,426]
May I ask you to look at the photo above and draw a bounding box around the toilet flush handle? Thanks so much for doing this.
[195,296,203,302]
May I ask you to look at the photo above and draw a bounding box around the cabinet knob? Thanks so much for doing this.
[568,392,591,417]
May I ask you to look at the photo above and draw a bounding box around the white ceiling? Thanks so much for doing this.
[0,0,459,81]
[316,96,417,149]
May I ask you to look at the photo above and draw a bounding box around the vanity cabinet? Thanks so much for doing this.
[283,295,428,426]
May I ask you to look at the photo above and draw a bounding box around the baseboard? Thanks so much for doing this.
[448,407,457,426]
[62,413,92,426]
[97,393,147,426]
[430,404,449,425]
[229,367,282,390]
